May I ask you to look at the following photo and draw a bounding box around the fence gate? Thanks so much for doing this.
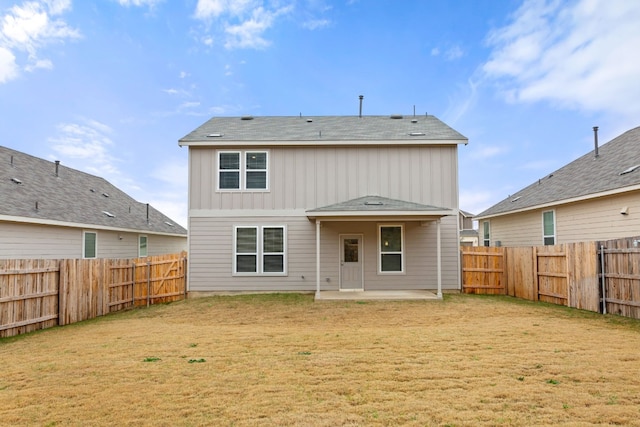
[461,246,506,294]
[600,236,640,318]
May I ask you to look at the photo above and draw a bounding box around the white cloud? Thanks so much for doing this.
[445,45,464,60]
[302,19,330,30]
[48,119,121,177]
[0,0,79,83]
[430,47,440,56]
[193,0,293,50]
[115,0,163,7]
[483,0,640,118]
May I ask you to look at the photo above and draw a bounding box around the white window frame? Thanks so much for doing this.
[542,210,556,246]
[377,224,405,274]
[233,225,286,276]
[483,221,490,247]
[138,235,148,257]
[83,231,97,259]
[217,150,269,191]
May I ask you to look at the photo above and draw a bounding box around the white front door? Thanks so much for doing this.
[340,235,363,290]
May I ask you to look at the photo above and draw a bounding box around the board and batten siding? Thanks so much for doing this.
[0,221,186,259]
[484,190,640,247]
[188,215,460,292]
[189,145,459,211]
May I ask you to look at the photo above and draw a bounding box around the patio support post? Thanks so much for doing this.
[437,219,442,298]
[316,220,321,297]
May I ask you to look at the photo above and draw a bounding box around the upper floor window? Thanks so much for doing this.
[482,221,490,247]
[542,210,555,245]
[218,151,268,191]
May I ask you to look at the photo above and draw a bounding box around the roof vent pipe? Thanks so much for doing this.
[146,203,150,224]
[593,126,599,158]
[55,160,60,177]
[359,95,363,118]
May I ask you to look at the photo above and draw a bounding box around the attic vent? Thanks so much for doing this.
[240,116,254,120]
[102,211,115,218]
[411,119,418,123]
[511,196,521,202]
[390,114,403,119]
[409,132,425,136]
[164,221,174,226]
[306,119,313,123]
[620,164,640,175]
[364,201,383,206]
[102,192,110,198]
[90,188,96,192]
[11,177,22,184]
[207,133,224,138]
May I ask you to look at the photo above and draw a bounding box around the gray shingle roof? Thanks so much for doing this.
[307,195,451,214]
[179,115,468,144]
[478,126,640,218]
[1,145,187,235]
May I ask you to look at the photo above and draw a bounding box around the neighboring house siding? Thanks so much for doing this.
[190,145,459,210]
[188,215,460,292]
[485,210,542,247]
[0,221,187,259]
[555,191,640,243]
[0,222,81,259]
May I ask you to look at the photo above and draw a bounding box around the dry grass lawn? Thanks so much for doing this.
[1,293,640,426]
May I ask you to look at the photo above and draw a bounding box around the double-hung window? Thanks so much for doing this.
[138,235,148,257]
[483,221,490,247]
[218,151,268,190]
[83,231,97,259]
[234,226,286,275]
[542,210,555,245]
[378,225,404,273]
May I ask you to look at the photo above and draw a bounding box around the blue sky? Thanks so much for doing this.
[2,0,639,228]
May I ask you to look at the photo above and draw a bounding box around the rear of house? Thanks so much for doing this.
[180,115,468,296]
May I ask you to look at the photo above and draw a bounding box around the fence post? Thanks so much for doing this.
[532,247,539,301]
[146,261,151,307]
[600,244,607,314]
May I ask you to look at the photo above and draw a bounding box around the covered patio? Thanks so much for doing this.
[306,195,453,301]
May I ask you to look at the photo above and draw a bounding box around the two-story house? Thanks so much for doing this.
[179,114,468,298]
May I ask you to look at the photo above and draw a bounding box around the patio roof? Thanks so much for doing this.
[306,195,452,220]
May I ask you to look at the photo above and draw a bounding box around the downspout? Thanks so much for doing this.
[437,219,442,299]
[316,220,321,297]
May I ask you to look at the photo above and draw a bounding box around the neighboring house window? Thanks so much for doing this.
[379,225,404,273]
[543,210,556,245]
[482,221,490,247]
[218,151,268,190]
[139,235,148,257]
[234,226,286,275]
[83,231,97,259]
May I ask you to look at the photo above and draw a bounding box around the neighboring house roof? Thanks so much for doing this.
[306,195,452,219]
[179,115,468,146]
[1,145,187,236]
[460,210,474,218]
[478,126,640,219]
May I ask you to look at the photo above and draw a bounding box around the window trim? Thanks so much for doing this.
[233,225,287,276]
[83,231,97,259]
[138,235,148,257]
[217,150,269,192]
[482,221,490,247]
[377,224,405,274]
[542,210,556,246]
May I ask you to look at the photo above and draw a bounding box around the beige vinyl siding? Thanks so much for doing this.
[555,191,640,243]
[0,221,186,259]
[485,210,543,247]
[189,145,458,211]
[188,215,460,292]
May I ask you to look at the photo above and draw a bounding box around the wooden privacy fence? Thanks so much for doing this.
[1,252,187,338]
[462,236,640,319]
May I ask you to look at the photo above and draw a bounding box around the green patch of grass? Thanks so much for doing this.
[188,358,206,363]
[546,379,560,385]
[143,357,161,362]
[297,351,312,356]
